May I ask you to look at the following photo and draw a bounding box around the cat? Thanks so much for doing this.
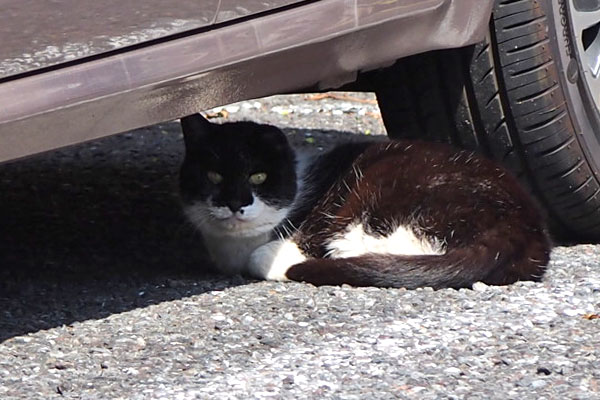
[179,113,552,289]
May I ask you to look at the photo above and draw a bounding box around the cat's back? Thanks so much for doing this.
[306,138,544,232]
[345,139,529,202]
[355,139,507,180]
[302,138,531,201]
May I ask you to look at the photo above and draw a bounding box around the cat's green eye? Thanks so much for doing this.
[249,172,267,185]
[207,171,223,184]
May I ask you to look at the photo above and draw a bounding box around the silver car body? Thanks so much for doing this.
[0,0,493,163]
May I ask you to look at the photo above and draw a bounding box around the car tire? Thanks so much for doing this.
[372,0,600,241]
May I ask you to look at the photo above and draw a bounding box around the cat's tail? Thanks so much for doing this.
[285,239,550,289]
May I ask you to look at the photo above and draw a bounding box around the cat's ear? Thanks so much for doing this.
[254,124,290,149]
[180,113,212,149]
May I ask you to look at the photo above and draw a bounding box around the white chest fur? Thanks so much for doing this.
[202,231,272,275]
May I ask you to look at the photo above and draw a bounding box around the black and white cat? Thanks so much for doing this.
[179,114,552,289]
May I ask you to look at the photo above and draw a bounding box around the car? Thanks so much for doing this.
[1,0,599,240]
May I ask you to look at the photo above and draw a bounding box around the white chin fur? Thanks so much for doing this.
[184,196,289,238]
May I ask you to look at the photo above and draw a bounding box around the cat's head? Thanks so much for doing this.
[179,113,297,237]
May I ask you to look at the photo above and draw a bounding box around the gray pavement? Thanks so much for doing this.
[0,94,599,399]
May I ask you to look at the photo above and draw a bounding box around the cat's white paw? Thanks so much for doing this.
[247,240,307,281]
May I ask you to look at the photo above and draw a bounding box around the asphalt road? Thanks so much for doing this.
[0,94,599,399]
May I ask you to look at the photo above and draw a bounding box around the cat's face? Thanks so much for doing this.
[180,114,297,237]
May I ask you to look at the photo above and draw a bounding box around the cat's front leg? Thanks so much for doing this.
[247,239,307,281]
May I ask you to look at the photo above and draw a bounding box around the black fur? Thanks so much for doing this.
[180,114,552,289]
[180,115,297,210]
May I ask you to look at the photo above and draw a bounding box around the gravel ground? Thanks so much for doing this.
[0,93,599,399]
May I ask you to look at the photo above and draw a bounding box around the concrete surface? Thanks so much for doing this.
[0,94,598,399]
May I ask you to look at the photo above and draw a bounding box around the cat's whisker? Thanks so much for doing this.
[352,164,363,180]
[279,223,290,237]
[179,114,551,289]
[320,211,338,220]
[341,179,352,193]
[274,230,284,241]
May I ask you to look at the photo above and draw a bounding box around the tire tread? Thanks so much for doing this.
[374,0,600,239]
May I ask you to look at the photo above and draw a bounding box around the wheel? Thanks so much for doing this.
[372,0,600,241]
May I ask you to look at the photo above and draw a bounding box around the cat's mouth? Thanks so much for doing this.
[184,200,285,237]
[209,201,264,224]
[214,214,256,223]
[211,215,277,237]
[210,211,262,231]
